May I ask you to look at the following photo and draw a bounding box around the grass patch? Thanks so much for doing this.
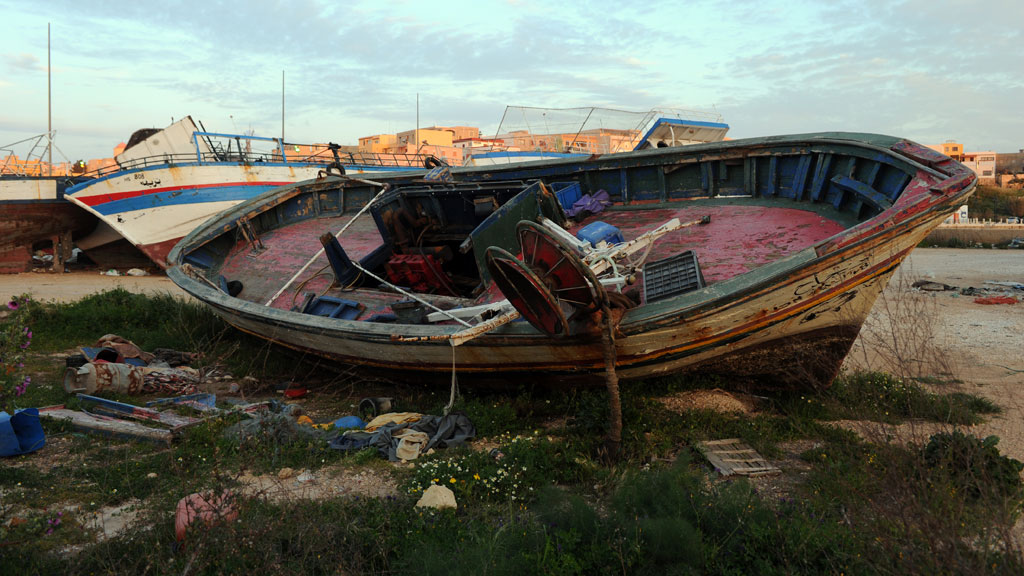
[805,371,999,425]
[4,292,1021,574]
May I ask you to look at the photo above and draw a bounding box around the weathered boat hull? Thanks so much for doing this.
[66,116,428,269]
[0,176,97,273]
[67,163,422,268]
[168,133,975,387]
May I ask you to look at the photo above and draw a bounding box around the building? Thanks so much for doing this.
[357,134,398,154]
[357,125,484,165]
[453,137,507,150]
[961,151,997,185]
[996,150,1024,174]
[927,141,964,161]
[927,141,998,185]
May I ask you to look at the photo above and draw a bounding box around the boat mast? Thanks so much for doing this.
[281,70,285,151]
[47,22,52,176]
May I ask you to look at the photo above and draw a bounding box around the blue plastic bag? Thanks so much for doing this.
[333,415,366,430]
[0,408,46,457]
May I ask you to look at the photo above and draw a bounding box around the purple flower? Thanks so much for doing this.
[6,301,17,310]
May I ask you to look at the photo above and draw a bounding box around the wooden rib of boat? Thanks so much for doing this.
[167,132,976,388]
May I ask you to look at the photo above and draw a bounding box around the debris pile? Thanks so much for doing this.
[912,278,1023,305]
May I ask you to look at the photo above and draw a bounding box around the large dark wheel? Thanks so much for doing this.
[484,220,606,337]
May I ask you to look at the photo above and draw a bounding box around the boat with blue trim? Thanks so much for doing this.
[167,132,975,388]
[66,116,431,268]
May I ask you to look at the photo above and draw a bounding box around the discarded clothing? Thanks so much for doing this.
[328,431,374,452]
[974,296,1019,305]
[566,190,611,219]
[983,281,1024,291]
[365,413,476,462]
[912,280,956,292]
[224,408,334,446]
[96,334,155,364]
[394,430,430,462]
[364,412,422,432]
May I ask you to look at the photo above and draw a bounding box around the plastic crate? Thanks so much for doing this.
[643,250,705,303]
[550,181,582,210]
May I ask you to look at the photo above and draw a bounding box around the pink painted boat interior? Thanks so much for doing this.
[217,197,848,323]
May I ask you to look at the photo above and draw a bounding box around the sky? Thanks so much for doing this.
[1,0,1022,162]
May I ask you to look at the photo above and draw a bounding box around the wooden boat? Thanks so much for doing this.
[66,116,436,269]
[167,132,976,388]
[0,175,97,273]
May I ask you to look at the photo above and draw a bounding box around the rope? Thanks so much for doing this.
[600,302,622,460]
[264,181,390,306]
[443,339,459,416]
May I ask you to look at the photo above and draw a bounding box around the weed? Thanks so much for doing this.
[0,294,35,413]
[820,370,998,424]
[922,431,1024,503]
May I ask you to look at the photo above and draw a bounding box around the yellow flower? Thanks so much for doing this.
[473,473,481,480]
[449,477,457,484]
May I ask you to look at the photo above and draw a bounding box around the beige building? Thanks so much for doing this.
[357,125,484,165]
[927,141,998,185]
[962,151,997,185]
[358,134,398,154]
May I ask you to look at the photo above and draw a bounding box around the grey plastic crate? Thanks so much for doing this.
[643,250,705,303]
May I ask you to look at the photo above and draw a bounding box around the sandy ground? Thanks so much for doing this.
[0,269,187,303]
[843,247,1024,459]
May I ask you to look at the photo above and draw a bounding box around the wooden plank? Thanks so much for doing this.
[696,438,780,477]
[77,393,202,429]
[792,154,812,200]
[809,153,832,201]
[745,157,757,196]
[766,156,778,197]
[38,407,173,445]
[830,175,893,211]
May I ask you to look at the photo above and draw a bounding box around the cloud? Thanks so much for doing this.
[3,0,1020,159]
[4,53,42,72]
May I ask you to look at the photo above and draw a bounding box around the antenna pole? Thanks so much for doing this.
[415,93,419,154]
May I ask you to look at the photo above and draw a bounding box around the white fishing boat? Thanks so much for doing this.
[66,117,429,268]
